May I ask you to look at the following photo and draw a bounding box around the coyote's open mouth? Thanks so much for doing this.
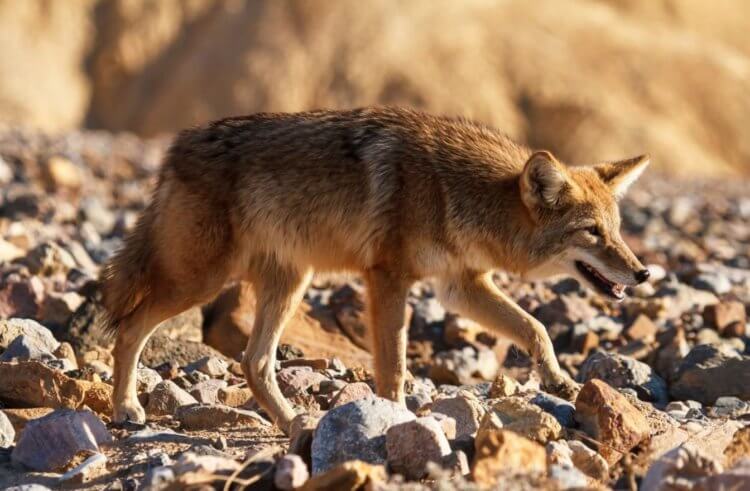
[575,261,625,300]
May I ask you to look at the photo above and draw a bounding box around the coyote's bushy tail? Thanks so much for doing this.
[99,202,157,336]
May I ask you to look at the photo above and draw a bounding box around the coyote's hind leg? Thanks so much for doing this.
[242,258,312,434]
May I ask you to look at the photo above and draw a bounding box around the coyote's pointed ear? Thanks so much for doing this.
[595,154,650,199]
[520,151,573,212]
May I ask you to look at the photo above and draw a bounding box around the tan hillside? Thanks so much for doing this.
[1,0,749,176]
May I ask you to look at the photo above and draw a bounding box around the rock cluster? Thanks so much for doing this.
[0,128,749,489]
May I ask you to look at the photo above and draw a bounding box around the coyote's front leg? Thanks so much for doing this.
[438,271,579,400]
[365,268,411,404]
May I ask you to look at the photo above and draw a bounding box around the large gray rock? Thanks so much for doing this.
[670,344,750,404]
[311,397,415,474]
[11,409,112,472]
[0,318,59,352]
[578,350,668,405]
[0,410,15,448]
[0,334,56,362]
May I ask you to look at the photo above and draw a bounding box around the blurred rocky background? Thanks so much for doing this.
[2,0,750,175]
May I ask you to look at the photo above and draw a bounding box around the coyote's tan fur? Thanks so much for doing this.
[101,107,650,433]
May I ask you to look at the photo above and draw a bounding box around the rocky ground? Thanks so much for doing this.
[0,126,748,490]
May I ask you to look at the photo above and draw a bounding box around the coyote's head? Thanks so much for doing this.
[520,151,651,301]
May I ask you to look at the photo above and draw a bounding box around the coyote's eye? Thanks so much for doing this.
[586,226,601,237]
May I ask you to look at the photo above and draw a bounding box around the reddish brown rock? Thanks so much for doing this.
[472,429,547,486]
[0,361,112,413]
[704,301,747,336]
[625,314,658,341]
[217,385,253,407]
[204,283,372,369]
[575,379,650,465]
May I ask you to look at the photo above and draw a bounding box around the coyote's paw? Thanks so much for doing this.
[543,377,581,402]
[113,398,146,425]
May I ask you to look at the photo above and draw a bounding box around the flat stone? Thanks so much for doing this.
[575,379,650,465]
[185,356,228,378]
[311,397,415,474]
[481,397,562,443]
[176,403,270,430]
[277,366,329,397]
[472,429,547,487]
[11,409,112,472]
[146,380,198,417]
[431,391,485,437]
[217,385,253,407]
[386,417,451,480]
[189,379,228,404]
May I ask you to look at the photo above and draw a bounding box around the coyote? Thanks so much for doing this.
[101,107,650,433]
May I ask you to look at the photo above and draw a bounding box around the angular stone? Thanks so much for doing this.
[386,417,451,480]
[489,374,518,398]
[578,350,668,405]
[189,379,228,404]
[575,379,650,465]
[0,318,58,352]
[0,334,56,362]
[275,454,309,490]
[11,409,112,472]
[704,301,746,335]
[481,397,562,444]
[311,397,415,474]
[0,410,15,448]
[146,380,198,417]
[330,382,374,409]
[217,385,253,407]
[2,407,54,435]
[431,391,485,437]
[670,344,750,404]
[185,356,228,378]
[176,403,270,430]
[567,440,609,480]
[277,366,330,397]
[0,361,111,412]
[136,367,163,394]
[300,460,386,491]
[0,277,45,319]
[473,429,547,486]
[625,314,658,341]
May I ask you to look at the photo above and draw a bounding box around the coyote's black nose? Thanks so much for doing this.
[635,269,650,283]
